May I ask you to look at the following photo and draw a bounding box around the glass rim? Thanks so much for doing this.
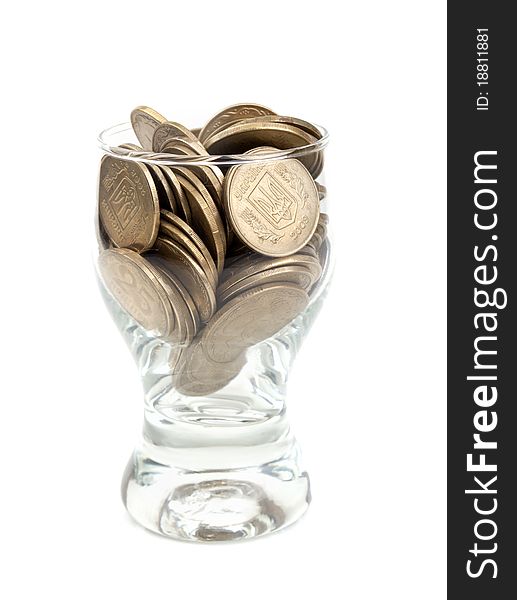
[97,121,329,167]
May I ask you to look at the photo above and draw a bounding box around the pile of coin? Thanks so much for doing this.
[98,104,329,395]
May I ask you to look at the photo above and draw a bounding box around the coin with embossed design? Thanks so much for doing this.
[152,121,200,151]
[224,157,319,257]
[198,103,277,143]
[202,282,309,363]
[174,335,247,396]
[130,106,167,150]
[99,248,174,337]
[98,156,160,252]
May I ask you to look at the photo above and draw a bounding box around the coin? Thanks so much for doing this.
[202,282,309,363]
[159,165,191,223]
[99,248,174,337]
[174,335,246,396]
[147,253,200,342]
[155,165,179,213]
[154,236,217,323]
[175,167,226,249]
[152,121,200,151]
[160,209,218,288]
[298,244,319,259]
[160,142,226,218]
[203,118,320,177]
[318,212,329,226]
[130,106,167,150]
[174,171,226,273]
[250,115,323,140]
[316,182,327,201]
[147,164,177,212]
[204,118,316,154]
[159,135,208,156]
[159,217,218,290]
[98,156,160,252]
[244,145,280,156]
[220,252,322,290]
[95,202,112,250]
[198,103,277,143]
[241,117,324,179]
[217,265,314,304]
[119,143,143,151]
[224,157,319,257]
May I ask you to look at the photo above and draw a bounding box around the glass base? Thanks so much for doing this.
[122,433,310,542]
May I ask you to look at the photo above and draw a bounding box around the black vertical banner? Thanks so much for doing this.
[448,3,516,597]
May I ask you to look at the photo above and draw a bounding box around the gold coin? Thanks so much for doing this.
[204,118,316,153]
[147,164,177,213]
[242,116,324,178]
[95,199,112,250]
[159,135,208,156]
[218,265,314,304]
[202,282,309,363]
[174,335,246,396]
[190,127,201,138]
[98,156,160,252]
[203,118,320,177]
[147,253,200,342]
[152,121,200,151]
[198,103,277,143]
[174,171,226,273]
[130,106,167,150]
[161,141,224,200]
[154,236,217,323]
[159,217,218,290]
[99,248,174,337]
[159,165,191,224]
[220,252,322,291]
[159,142,226,221]
[154,165,179,213]
[224,157,319,257]
[311,152,325,179]
[243,145,280,155]
[160,209,218,288]
[251,115,323,139]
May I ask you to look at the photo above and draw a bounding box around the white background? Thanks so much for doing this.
[1,1,446,598]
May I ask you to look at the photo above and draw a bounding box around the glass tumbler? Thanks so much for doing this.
[95,120,331,542]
